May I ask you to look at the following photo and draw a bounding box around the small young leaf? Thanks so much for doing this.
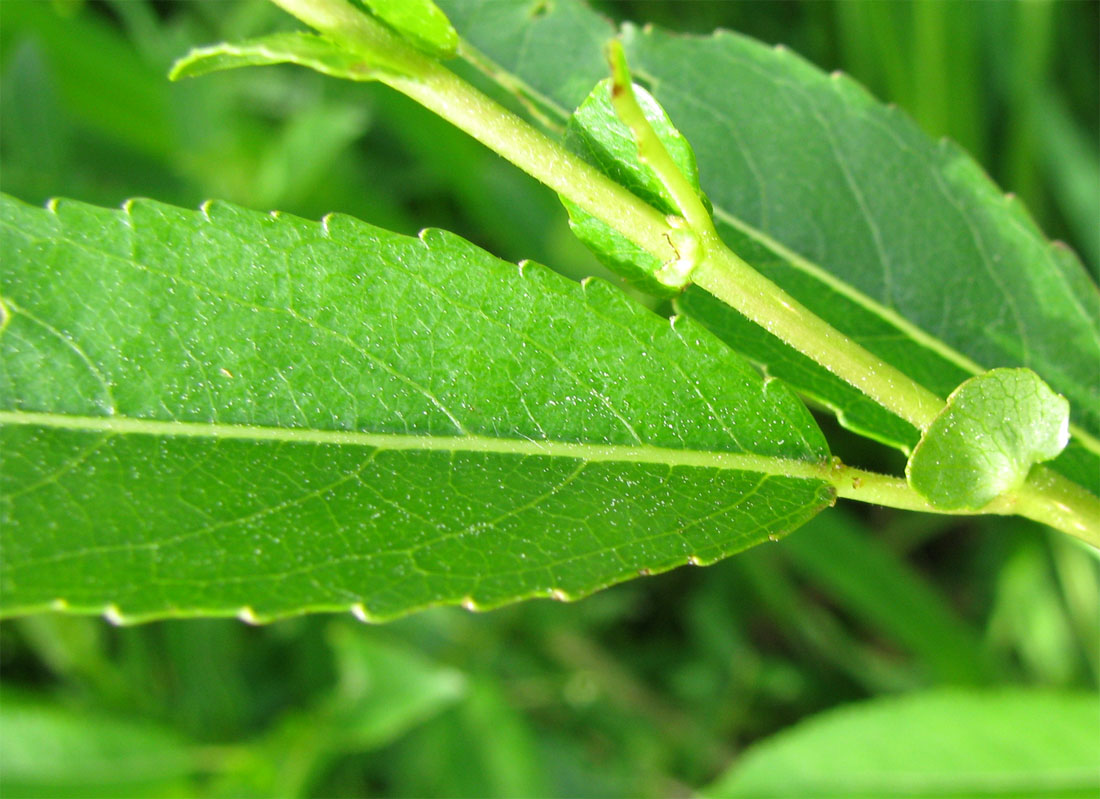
[360,0,459,58]
[563,78,708,296]
[906,368,1070,510]
[169,31,402,83]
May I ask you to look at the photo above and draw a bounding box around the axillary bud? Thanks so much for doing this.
[654,215,702,291]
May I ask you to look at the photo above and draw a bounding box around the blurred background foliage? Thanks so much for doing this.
[1,1,1098,796]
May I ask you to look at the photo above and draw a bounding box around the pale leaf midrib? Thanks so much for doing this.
[0,409,832,481]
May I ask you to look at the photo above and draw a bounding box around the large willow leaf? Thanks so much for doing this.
[0,194,832,623]
[436,0,1100,496]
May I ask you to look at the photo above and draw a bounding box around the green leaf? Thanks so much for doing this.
[617,24,1100,494]
[360,0,458,58]
[705,689,1100,798]
[435,0,615,120]
[0,194,833,623]
[1,0,176,161]
[906,368,1070,510]
[0,690,196,797]
[321,624,467,749]
[168,31,401,83]
[390,678,550,798]
[563,78,707,296]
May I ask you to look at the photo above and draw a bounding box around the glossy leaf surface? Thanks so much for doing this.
[436,0,614,118]
[0,194,832,622]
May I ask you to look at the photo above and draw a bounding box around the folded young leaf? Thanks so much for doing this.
[563,78,708,296]
[907,368,1069,510]
[0,194,833,623]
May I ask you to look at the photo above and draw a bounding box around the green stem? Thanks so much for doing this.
[1013,466,1100,547]
[271,0,677,264]
[601,39,943,431]
[691,251,944,430]
[267,0,1099,545]
[832,460,1100,549]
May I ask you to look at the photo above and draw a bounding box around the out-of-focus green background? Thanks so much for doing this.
[1,1,1097,796]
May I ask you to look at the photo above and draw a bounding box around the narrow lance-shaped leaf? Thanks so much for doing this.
[0,194,833,623]
[169,31,406,83]
[0,690,197,794]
